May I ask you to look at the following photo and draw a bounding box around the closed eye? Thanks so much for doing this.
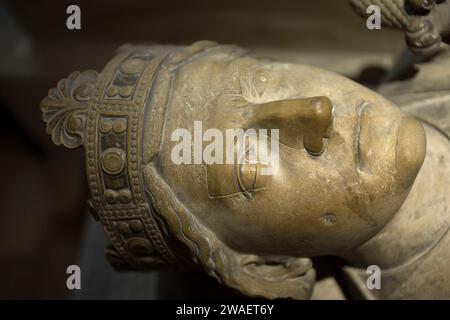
[237,161,258,197]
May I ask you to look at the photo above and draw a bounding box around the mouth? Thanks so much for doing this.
[354,101,426,182]
[355,101,370,172]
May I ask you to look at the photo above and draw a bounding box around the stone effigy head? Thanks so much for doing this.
[40,41,426,299]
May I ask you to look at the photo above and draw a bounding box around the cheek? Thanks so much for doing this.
[273,143,360,206]
[215,153,397,256]
[253,151,380,251]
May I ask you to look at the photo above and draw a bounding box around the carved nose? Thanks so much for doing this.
[302,96,334,156]
[249,96,334,156]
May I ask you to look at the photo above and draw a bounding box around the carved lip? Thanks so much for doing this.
[355,102,425,181]
[355,102,370,172]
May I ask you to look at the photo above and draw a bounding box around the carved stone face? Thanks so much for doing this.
[157,54,426,258]
[39,43,429,299]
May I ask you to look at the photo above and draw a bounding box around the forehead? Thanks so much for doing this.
[237,60,300,103]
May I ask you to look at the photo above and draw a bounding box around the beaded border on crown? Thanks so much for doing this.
[41,41,222,270]
[87,41,228,270]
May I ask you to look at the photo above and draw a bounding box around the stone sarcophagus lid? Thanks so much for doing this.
[40,37,450,299]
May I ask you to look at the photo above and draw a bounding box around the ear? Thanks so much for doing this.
[243,96,334,155]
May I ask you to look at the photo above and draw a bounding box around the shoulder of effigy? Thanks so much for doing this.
[392,92,450,139]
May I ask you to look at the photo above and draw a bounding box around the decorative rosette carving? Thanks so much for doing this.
[40,70,98,148]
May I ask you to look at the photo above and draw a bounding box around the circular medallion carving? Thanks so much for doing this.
[116,221,131,234]
[129,220,144,233]
[120,58,146,75]
[127,238,155,257]
[106,86,119,97]
[118,189,132,203]
[119,85,133,98]
[101,148,125,175]
[104,189,118,204]
[113,120,127,134]
[100,119,113,134]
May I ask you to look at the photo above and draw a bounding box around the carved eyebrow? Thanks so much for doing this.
[237,162,258,198]
[240,65,271,103]
[222,94,251,110]
[206,139,268,199]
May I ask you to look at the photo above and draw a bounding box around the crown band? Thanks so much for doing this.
[84,45,178,269]
[85,42,221,270]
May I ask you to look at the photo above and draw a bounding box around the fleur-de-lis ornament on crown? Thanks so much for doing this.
[40,70,98,148]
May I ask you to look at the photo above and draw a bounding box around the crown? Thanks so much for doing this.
[40,41,219,270]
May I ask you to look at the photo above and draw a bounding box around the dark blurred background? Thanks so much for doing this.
[0,0,403,299]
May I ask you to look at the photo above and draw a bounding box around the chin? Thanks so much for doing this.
[395,116,427,187]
